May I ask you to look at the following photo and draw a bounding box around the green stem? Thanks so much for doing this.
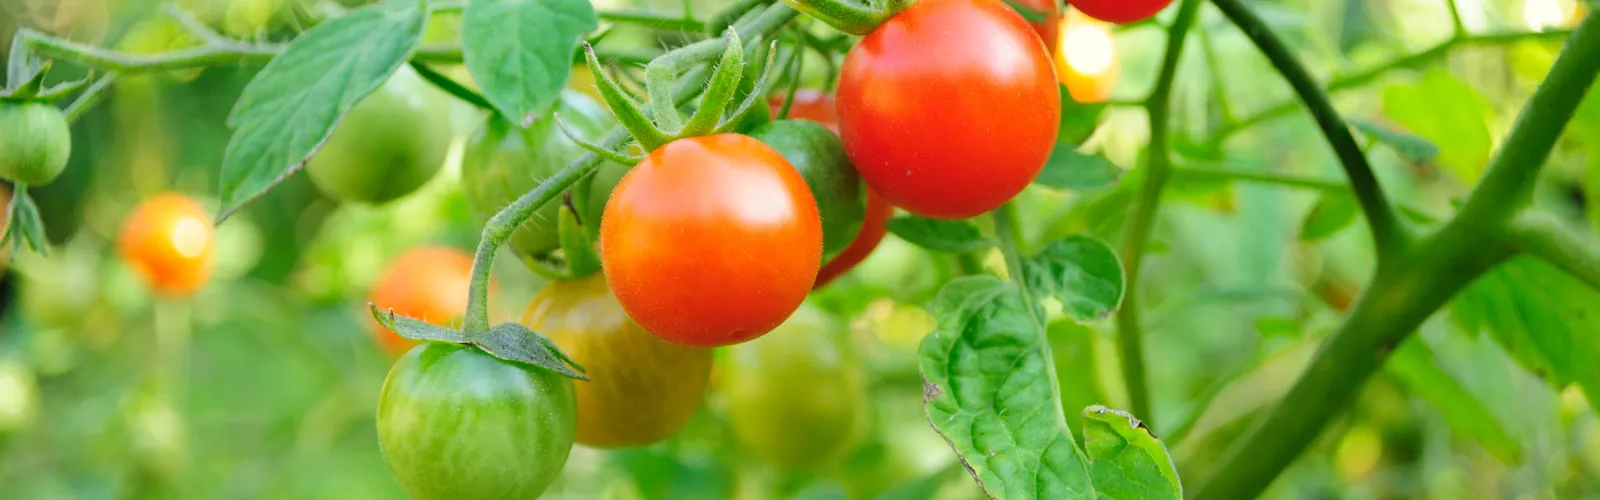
[993,204,1043,328]
[460,4,801,332]
[600,8,706,32]
[1510,210,1600,292]
[19,29,280,73]
[1212,0,1408,257]
[1172,165,1349,192]
[1115,0,1202,424]
[1445,0,1466,37]
[63,72,116,123]
[409,61,492,109]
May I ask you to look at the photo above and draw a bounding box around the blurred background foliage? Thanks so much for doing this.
[1,0,1599,498]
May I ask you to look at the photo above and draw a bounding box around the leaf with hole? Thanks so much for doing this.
[1082,405,1182,500]
[1021,235,1125,323]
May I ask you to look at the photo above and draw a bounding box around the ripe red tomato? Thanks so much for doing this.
[1069,0,1172,24]
[815,188,894,288]
[599,134,823,348]
[1015,0,1063,53]
[767,90,840,132]
[117,193,215,296]
[837,0,1060,219]
[366,246,477,355]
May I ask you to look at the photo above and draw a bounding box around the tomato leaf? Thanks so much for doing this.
[919,276,1096,498]
[885,216,995,253]
[1300,194,1358,241]
[1021,235,1125,323]
[1035,144,1122,191]
[476,322,590,380]
[1381,68,1492,183]
[1349,118,1439,166]
[461,0,597,127]
[4,186,48,256]
[1385,338,1522,463]
[1082,406,1182,500]
[1059,85,1107,145]
[367,304,471,343]
[217,3,426,221]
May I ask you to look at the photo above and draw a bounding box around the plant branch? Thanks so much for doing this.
[993,203,1043,328]
[1212,0,1409,257]
[1511,210,1600,292]
[599,9,706,32]
[1172,165,1349,192]
[63,71,116,123]
[17,28,281,73]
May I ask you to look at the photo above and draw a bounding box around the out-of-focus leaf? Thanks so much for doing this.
[1050,320,1106,439]
[1180,338,1320,445]
[1035,145,1122,191]
[1350,118,1440,165]
[1385,338,1522,463]
[919,276,1095,498]
[5,187,49,256]
[1021,235,1125,323]
[1451,257,1600,416]
[1060,85,1106,145]
[1300,194,1358,241]
[884,216,994,253]
[1082,406,1182,500]
[461,0,597,126]
[1253,316,1300,338]
[218,3,426,220]
[1381,68,1493,183]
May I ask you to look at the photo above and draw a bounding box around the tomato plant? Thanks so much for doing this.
[117,193,215,296]
[1069,0,1173,24]
[0,101,71,185]
[377,342,576,499]
[600,134,823,347]
[366,246,477,355]
[304,65,453,204]
[836,0,1060,219]
[522,275,712,448]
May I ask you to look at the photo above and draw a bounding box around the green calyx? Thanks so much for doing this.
[780,0,905,36]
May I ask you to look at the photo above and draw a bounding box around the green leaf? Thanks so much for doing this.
[919,276,1095,499]
[1022,235,1125,323]
[1082,406,1182,500]
[1001,0,1047,23]
[1385,338,1522,463]
[1350,118,1440,165]
[1035,144,1122,191]
[1381,68,1493,183]
[6,32,38,89]
[1059,85,1107,145]
[558,202,601,278]
[4,186,48,256]
[1451,257,1600,416]
[1300,194,1358,241]
[368,303,471,343]
[461,0,597,126]
[217,3,427,220]
[477,322,589,380]
[885,216,995,253]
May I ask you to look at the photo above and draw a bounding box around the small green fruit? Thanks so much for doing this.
[0,101,72,185]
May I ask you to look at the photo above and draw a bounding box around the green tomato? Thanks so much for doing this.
[305,65,453,204]
[0,101,72,185]
[748,120,865,260]
[721,302,867,469]
[377,342,577,499]
[461,91,625,260]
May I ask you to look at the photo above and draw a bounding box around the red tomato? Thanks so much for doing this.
[837,0,1060,219]
[118,193,214,296]
[1069,0,1171,24]
[1015,0,1062,53]
[367,246,478,355]
[767,90,840,132]
[814,188,894,288]
[599,134,823,348]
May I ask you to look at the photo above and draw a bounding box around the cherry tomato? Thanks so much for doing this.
[814,188,894,287]
[366,246,476,355]
[749,120,865,260]
[305,65,453,204]
[117,193,215,296]
[1069,0,1172,24]
[1016,0,1063,53]
[0,101,71,185]
[1056,8,1120,103]
[837,0,1060,219]
[523,275,712,448]
[600,134,822,347]
[377,342,576,499]
[766,90,840,132]
[722,303,867,469]
[462,91,625,261]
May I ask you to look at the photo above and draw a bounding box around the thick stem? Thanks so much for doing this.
[1212,0,1409,257]
[993,204,1043,329]
[1115,0,1202,424]
[1510,210,1600,292]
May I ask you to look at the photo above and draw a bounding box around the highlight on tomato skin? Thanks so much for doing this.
[1055,8,1121,104]
[365,246,479,355]
[117,193,215,297]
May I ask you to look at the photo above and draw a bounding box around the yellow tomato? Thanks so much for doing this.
[1055,9,1120,104]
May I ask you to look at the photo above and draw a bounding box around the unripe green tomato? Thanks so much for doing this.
[305,65,453,204]
[461,91,625,259]
[377,342,577,499]
[0,101,72,185]
[721,303,867,469]
[748,120,866,260]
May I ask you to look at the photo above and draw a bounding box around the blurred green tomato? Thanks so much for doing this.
[223,0,281,37]
[748,120,866,260]
[461,91,625,260]
[0,101,71,185]
[305,65,453,204]
[0,361,39,433]
[722,303,867,469]
[377,343,576,499]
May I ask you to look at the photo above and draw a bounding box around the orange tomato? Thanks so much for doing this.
[367,246,478,354]
[1055,9,1120,104]
[117,193,215,296]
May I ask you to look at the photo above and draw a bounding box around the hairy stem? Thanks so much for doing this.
[1115,0,1203,423]
[993,203,1042,328]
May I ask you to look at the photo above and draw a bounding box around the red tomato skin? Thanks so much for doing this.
[1069,0,1171,24]
[1015,0,1062,53]
[814,188,893,288]
[837,0,1060,220]
[600,134,823,348]
[767,90,840,133]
